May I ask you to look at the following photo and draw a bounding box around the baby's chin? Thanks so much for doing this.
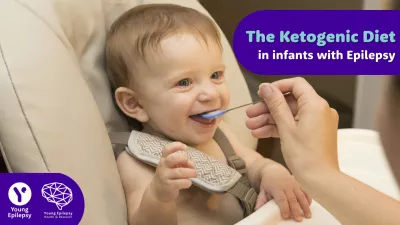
[188,134,214,146]
[171,128,217,147]
[188,120,223,145]
[147,119,221,146]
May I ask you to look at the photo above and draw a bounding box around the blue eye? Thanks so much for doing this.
[178,78,192,87]
[211,72,220,79]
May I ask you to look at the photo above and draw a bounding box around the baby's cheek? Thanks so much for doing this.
[220,86,230,109]
[172,95,195,113]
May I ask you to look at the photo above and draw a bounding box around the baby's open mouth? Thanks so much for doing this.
[190,111,216,125]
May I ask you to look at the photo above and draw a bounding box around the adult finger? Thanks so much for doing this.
[271,77,317,100]
[271,77,319,113]
[285,190,303,222]
[294,188,312,219]
[259,83,295,132]
[247,95,298,118]
[251,125,279,138]
[246,101,269,118]
[162,142,187,158]
[246,113,275,130]
[273,191,290,219]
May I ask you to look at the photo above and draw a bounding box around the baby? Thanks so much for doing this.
[106,4,312,225]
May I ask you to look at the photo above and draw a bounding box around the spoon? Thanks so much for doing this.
[199,92,291,119]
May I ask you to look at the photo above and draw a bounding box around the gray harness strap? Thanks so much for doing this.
[109,132,130,159]
[109,129,257,217]
[213,128,257,217]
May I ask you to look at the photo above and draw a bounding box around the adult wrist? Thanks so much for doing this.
[291,162,340,190]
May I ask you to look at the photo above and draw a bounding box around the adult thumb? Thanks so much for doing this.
[259,83,295,130]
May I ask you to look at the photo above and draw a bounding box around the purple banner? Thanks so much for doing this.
[0,173,84,225]
[233,10,400,75]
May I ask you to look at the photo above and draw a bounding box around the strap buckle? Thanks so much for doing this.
[242,187,258,217]
[227,181,258,217]
[227,155,246,174]
[244,187,257,204]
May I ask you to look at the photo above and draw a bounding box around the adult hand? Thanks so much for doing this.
[246,77,340,179]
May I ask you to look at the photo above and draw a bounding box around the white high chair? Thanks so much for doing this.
[0,0,255,224]
[237,128,400,225]
[0,0,398,225]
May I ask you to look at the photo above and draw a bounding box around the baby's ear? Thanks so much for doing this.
[114,87,149,122]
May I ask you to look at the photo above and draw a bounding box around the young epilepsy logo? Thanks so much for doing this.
[0,173,84,225]
[8,182,32,219]
[41,182,75,220]
[8,182,32,206]
[42,182,73,210]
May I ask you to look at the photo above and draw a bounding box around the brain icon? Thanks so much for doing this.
[41,182,73,210]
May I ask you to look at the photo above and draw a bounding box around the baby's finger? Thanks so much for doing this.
[186,160,195,169]
[302,189,313,205]
[255,191,268,210]
[295,188,312,218]
[285,190,303,222]
[168,167,198,180]
[273,191,290,219]
[162,142,186,158]
[176,159,195,169]
[165,151,189,168]
[169,179,193,190]
[251,125,280,139]
[266,193,273,201]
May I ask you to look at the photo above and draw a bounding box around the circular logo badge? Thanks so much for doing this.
[8,182,32,206]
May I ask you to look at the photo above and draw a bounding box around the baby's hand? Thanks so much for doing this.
[149,142,198,202]
[256,163,312,222]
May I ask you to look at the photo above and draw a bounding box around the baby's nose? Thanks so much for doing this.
[198,86,220,102]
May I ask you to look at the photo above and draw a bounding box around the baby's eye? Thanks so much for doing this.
[177,78,192,87]
[211,72,221,79]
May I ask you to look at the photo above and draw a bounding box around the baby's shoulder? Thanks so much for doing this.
[116,152,155,188]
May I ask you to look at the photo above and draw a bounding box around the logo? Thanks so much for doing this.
[42,182,73,210]
[1,173,84,224]
[8,182,32,206]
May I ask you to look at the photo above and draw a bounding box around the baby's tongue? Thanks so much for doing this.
[190,115,213,124]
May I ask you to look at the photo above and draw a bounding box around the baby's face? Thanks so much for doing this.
[133,34,229,145]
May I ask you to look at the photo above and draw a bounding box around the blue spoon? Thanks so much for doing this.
[199,100,264,119]
[200,92,291,119]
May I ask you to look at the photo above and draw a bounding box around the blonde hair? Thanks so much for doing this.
[106,4,222,90]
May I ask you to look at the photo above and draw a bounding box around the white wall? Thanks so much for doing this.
[353,76,385,129]
[352,0,384,130]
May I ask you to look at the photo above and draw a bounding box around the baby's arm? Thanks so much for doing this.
[117,142,196,225]
[218,121,276,189]
[117,151,177,225]
[218,121,312,221]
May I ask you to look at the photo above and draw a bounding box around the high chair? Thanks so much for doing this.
[0,0,398,224]
[0,1,255,224]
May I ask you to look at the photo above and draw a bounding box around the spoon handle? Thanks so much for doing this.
[226,92,291,112]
